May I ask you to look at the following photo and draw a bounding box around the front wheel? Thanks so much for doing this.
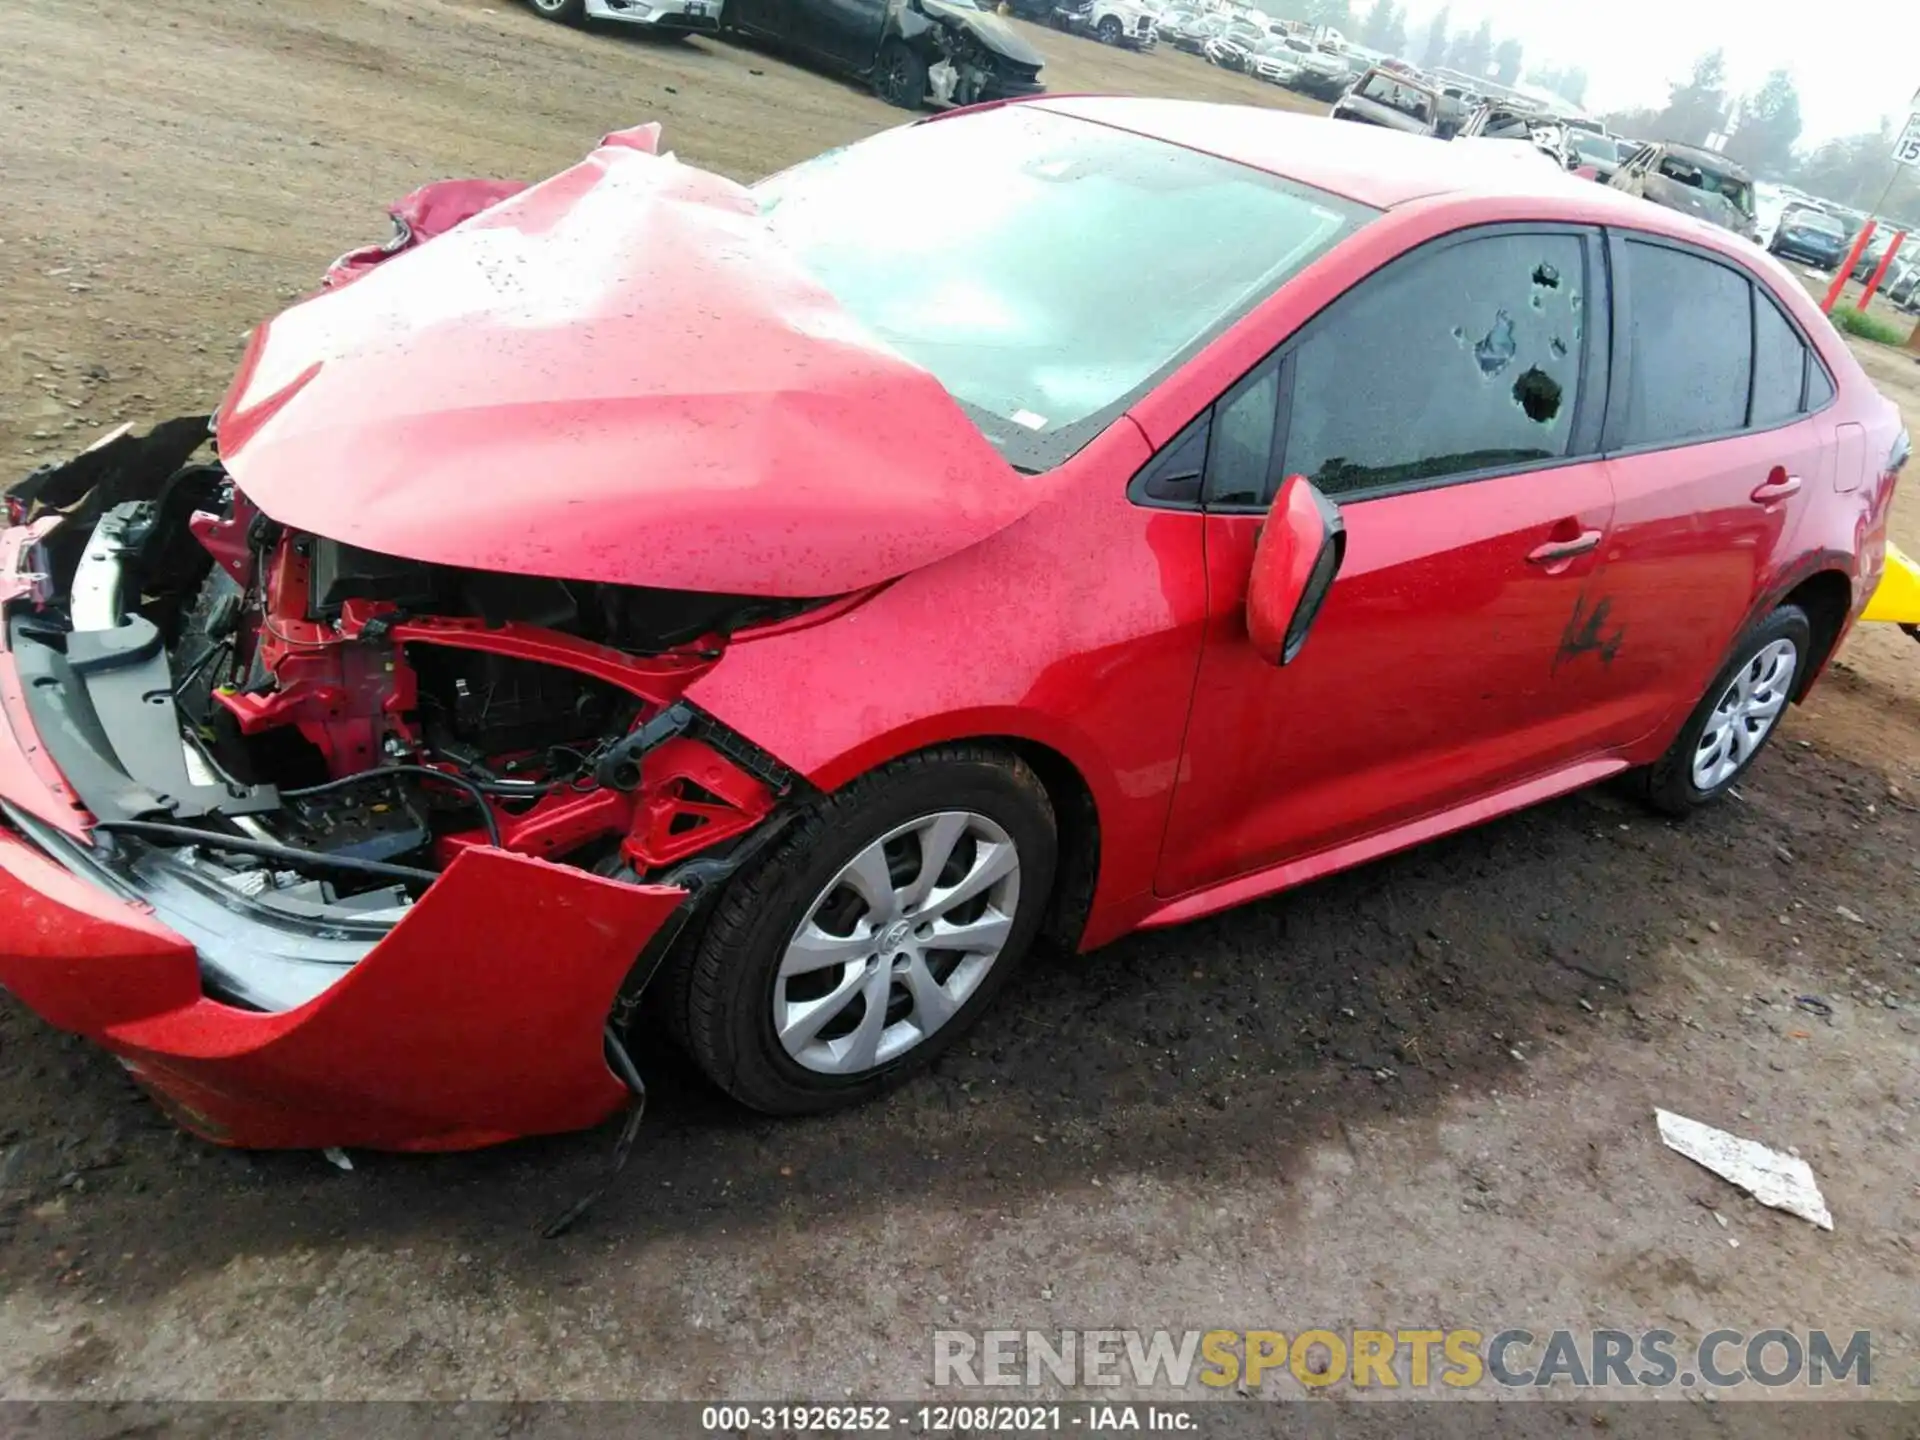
[526,0,587,23]
[874,40,928,108]
[1638,604,1811,814]
[673,746,1058,1114]
[1096,15,1123,42]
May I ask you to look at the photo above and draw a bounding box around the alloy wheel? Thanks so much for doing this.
[1692,638,1798,791]
[774,811,1021,1076]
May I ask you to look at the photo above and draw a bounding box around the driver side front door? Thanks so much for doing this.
[1154,224,1622,901]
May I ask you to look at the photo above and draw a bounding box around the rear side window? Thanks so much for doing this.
[1750,290,1807,428]
[1280,231,1588,497]
[1617,241,1751,445]
[1807,360,1835,409]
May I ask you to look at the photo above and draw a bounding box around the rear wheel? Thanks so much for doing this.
[874,40,928,108]
[527,0,587,21]
[1638,604,1811,815]
[675,746,1057,1114]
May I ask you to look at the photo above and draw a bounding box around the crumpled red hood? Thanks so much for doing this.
[216,130,1036,597]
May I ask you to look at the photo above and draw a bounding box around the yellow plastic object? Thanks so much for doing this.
[1862,541,1920,624]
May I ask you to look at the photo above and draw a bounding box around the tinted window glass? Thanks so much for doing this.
[1750,292,1807,427]
[1280,232,1586,497]
[1138,412,1210,505]
[1807,359,1835,409]
[1207,361,1281,507]
[1619,242,1752,445]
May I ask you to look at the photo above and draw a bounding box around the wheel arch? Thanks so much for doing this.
[1778,565,1855,700]
[805,713,1116,954]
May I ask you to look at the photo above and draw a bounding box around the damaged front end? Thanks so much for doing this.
[0,421,809,1148]
[913,0,1045,106]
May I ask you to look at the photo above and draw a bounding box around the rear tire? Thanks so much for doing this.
[675,746,1058,1115]
[1638,604,1811,816]
[874,40,928,109]
[527,0,587,22]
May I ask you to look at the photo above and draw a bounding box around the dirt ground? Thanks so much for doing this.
[2,0,1918,1405]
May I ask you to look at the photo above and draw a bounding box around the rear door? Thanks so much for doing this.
[1591,233,1834,740]
[793,0,889,67]
[1155,225,1619,898]
[726,0,791,39]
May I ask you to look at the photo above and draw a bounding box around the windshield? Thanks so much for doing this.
[755,107,1374,470]
[1571,132,1615,163]
[1657,155,1755,217]
[1359,72,1434,119]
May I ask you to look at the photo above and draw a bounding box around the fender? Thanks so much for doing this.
[684,420,1210,949]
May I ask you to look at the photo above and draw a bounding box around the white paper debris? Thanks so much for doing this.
[1655,1109,1832,1231]
[322,1147,354,1172]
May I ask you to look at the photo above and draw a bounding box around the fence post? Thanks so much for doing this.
[1824,220,1878,314]
[1858,231,1908,312]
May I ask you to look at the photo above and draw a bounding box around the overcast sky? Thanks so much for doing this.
[1403,0,1920,145]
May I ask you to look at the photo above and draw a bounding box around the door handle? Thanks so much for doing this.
[1751,472,1802,504]
[1526,529,1602,564]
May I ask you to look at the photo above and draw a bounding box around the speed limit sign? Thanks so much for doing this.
[1897,111,1920,168]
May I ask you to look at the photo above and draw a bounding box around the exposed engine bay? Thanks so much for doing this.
[3,421,811,1007]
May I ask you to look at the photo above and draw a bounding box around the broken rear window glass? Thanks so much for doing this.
[753,106,1373,470]
[1279,231,1588,497]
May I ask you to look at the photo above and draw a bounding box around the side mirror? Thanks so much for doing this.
[1247,474,1346,666]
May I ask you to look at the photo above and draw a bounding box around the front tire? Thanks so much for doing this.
[675,746,1058,1114]
[1096,15,1123,43]
[527,0,587,23]
[874,40,928,109]
[1639,604,1811,815]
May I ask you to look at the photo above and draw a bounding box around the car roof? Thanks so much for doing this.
[1030,97,1623,209]
[1654,141,1752,178]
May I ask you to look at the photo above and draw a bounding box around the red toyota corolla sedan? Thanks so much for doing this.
[0,100,1906,1151]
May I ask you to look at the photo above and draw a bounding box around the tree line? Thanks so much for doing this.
[1350,0,1525,86]
[1595,50,1919,220]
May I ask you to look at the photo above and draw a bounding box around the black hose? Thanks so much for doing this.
[282,764,503,849]
[93,821,439,885]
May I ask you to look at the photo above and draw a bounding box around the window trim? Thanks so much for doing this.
[1600,226,1838,461]
[1255,222,1609,512]
[1128,221,1611,513]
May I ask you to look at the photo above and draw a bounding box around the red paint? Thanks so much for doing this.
[215,133,1038,598]
[214,536,416,776]
[0,103,1906,1150]
[186,491,257,585]
[0,830,683,1149]
[322,178,531,291]
[1858,230,1906,312]
[1824,220,1876,313]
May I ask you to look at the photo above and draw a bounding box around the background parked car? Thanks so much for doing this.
[1203,20,1264,68]
[1609,141,1760,243]
[1247,36,1302,87]
[525,0,720,32]
[1329,66,1442,136]
[1271,34,1350,97]
[1770,205,1849,270]
[721,0,1045,108]
[1850,227,1914,283]
[1167,12,1225,51]
[1065,0,1159,47]
[1569,129,1626,182]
